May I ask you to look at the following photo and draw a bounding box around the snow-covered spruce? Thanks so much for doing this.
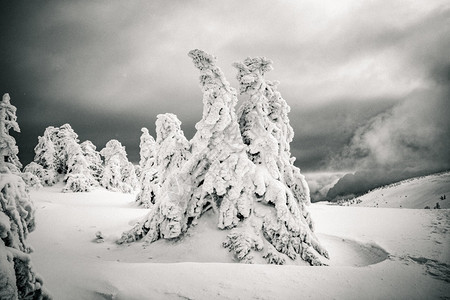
[100,139,137,193]
[233,56,328,265]
[119,50,328,265]
[62,139,97,193]
[135,128,157,207]
[0,172,51,299]
[25,127,58,186]
[0,93,22,173]
[80,140,103,183]
[136,115,190,208]
[137,128,156,177]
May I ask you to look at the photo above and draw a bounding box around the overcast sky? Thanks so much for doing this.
[1,0,449,177]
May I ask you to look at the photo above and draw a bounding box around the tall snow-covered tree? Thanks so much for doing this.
[0,93,22,173]
[136,114,190,207]
[80,140,103,182]
[232,56,328,265]
[100,139,137,193]
[0,105,50,298]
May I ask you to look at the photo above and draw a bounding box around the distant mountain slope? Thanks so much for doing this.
[349,172,450,209]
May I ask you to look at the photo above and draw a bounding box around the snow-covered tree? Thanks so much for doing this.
[136,114,190,207]
[50,124,78,174]
[100,139,136,193]
[80,140,103,182]
[0,165,50,299]
[28,127,59,185]
[232,56,328,265]
[119,49,255,249]
[135,128,157,206]
[0,93,22,173]
[62,139,96,193]
[138,128,155,175]
[119,50,329,266]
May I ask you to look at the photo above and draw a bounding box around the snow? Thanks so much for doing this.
[27,182,449,299]
[348,172,450,209]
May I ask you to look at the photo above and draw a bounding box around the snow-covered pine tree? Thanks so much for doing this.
[0,171,51,299]
[50,124,78,175]
[0,98,51,298]
[25,127,58,186]
[135,128,157,207]
[62,139,96,193]
[0,93,22,173]
[100,139,136,193]
[80,140,103,183]
[119,49,255,245]
[232,56,328,265]
[138,128,155,176]
[154,114,190,182]
[136,114,191,207]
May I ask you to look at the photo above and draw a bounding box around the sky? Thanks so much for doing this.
[1,1,449,198]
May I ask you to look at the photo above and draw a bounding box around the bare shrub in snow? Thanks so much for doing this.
[119,50,328,266]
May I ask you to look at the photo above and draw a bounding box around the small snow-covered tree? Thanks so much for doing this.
[29,126,58,185]
[62,139,96,193]
[136,114,190,207]
[0,93,22,173]
[135,128,157,206]
[233,56,328,265]
[100,139,136,193]
[138,128,155,175]
[80,140,103,182]
[50,124,78,174]
[0,164,50,299]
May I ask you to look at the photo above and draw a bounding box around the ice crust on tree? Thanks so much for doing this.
[0,93,22,173]
[136,115,190,208]
[100,139,137,193]
[119,50,328,266]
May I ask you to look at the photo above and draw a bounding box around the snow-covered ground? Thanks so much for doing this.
[28,182,449,299]
[349,172,450,209]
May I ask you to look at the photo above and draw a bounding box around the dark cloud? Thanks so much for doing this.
[0,0,448,187]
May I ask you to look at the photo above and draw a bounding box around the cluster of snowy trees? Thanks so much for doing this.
[122,50,329,266]
[0,93,51,299]
[23,125,137,193]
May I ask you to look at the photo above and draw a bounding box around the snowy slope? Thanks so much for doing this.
[27,184,449,299]
[350,172,450,209]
